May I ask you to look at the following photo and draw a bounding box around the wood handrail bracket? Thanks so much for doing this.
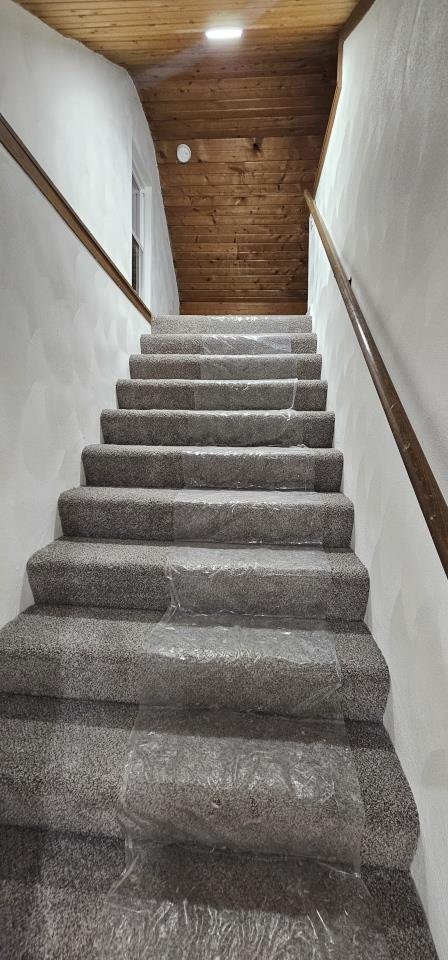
[0,112,151,324]
[305,189,448,577]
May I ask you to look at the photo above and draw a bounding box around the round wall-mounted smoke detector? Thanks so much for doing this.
[177,144,191,164]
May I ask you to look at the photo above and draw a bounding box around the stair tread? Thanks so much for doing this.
[0,700,419,869]
[59,486,354,547]
[107,407,334,420]
[130,353,321,379]
[83,443,343,493]
[104,407,330,420]
[85,441,341,453]
[141,331,316,355]
[122,375,321,383]
[122,376,320,382]
[116,377,329,412]
[27,539,369,618]
[0,606,388,721]
[154,314,310,317]
[151,314,313,336]
[153,315,310,320]
[118,376,323,389]
[28,538,367,570]
[102,407,333,444]
[60,486,352,506]
[132,353,320,361]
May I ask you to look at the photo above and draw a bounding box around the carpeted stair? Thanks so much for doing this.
[0,313,438,959]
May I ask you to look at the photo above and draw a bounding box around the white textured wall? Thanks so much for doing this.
[0,0,178,313]
[309,0,448,955]
[0,0,178,626]
[0,150,147,622]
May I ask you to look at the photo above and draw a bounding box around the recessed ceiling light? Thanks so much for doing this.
[205,27,243,40]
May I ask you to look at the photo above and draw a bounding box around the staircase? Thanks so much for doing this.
[0,313,437,958]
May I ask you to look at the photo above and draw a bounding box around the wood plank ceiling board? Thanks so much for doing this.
[18,0,360,314]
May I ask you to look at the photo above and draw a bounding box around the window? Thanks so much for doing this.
[132,172,144,295]
[131,151,152,303]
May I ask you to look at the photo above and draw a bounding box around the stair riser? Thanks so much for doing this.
[101,410,333,447]
[141,333,317,355]
[130,355,322,380]
[59,496,354,547]
[0,646,386,722]
[117,379,328,412]
[27,560,369,620]
[151,315,313,335]
[83,447,344,492]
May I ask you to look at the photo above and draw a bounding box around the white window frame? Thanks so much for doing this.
[131,147,152,304]
[132,170,144,297]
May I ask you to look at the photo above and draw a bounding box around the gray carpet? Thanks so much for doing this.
[0,826,438,960]
[0,311,438,958]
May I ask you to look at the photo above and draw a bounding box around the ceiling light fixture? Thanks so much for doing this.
[205,27,243,40]
[177,144,191,164]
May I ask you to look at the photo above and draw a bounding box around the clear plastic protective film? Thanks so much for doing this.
[97,844,390,960]
[198,355,306,380]
[201,333,294,354]
[197,333,318,382]
[102,550,390,957]
[190,334,321,422]
[131,610,343,718]
[176,364,322,487]
[103,327,389,955]
[165,542,338,619]
[179,442,320,490]
[171,485,341,546]
[106,633,388,956]
[120,704,364,865]
[119,584,364,868]
[190,375,300,410]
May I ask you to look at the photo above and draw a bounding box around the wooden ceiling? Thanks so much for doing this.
[18,1,360,314]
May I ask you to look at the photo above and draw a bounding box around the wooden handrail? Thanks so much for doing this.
[0,112,151,324]
[305,189,448,577]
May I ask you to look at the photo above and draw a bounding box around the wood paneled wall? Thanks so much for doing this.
[138,53,336,314]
